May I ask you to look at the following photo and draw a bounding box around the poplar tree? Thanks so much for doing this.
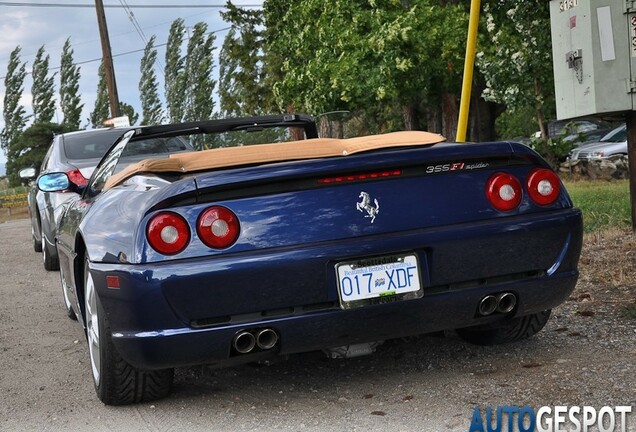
[89,62,109,128]
[164,18,186,123]
[183,22,216,123]
[59,38,83,129]
[31,45,56,123]
[139,35,163,125]
[119,102,139,126]
[1,46,28,151]
[219,3,273,115]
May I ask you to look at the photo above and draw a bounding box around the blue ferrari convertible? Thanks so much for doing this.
[37,114,582,405]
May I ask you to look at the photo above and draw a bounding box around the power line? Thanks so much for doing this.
[0,9,217,63]
[120,0,149,45]
[0,26,232,80]
[0,2,262,7]
[118,0,166,74]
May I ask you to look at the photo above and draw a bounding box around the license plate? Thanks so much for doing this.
[336,254,423,309]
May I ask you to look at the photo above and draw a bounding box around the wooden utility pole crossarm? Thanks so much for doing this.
[94,0,121,119]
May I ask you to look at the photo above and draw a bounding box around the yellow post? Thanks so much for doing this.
[456,0,481,143]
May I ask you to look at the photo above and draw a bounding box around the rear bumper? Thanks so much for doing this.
[90,209,582,370]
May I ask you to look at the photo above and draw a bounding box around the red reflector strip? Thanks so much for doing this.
[318,169,402,185]
[106,275,120,289]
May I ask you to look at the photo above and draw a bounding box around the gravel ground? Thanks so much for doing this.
[0,218,635,431]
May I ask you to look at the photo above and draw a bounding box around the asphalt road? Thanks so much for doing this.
[1,218,635,432]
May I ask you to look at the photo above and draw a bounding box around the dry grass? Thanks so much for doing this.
[577,228,636,319]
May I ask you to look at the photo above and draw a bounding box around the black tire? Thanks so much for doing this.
[32,225,42,253]
[59,272,77,321]
[83,258,173,405]
[456,310,551,346]
[42,235,59,271]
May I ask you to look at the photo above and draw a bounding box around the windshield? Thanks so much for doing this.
[89,135,194,193]
[181,127,302,150]
[62,129,128,160]
[121,136,190,157]
[90,115,319,193]
[114,136,194,174]
[600,125,626,143]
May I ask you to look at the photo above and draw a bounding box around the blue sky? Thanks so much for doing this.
[0,0,262,163]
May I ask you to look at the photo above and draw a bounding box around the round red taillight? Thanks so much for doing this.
[146,212,190,255]
[526,168,561,206]
[197,206,240,249]
[486,172,523,212]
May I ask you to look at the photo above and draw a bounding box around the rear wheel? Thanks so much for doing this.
[84,258,173,405]
[456,310,551,346]
[42,234,59,271]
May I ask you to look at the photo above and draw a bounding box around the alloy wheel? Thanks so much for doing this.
[85,267,101,386]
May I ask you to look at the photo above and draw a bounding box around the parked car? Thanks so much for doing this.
[20,128,132,271]
[534,118,615,145]
[37,115,582,405]
[569,123,628,161]
[19,128,193,274]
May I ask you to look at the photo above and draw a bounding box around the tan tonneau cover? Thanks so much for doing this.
[104,130,445,190]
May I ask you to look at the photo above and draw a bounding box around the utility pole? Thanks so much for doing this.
[626,111,636,232]
[94,0,121,119]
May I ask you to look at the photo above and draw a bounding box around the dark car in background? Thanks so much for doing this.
[20,128,193,274]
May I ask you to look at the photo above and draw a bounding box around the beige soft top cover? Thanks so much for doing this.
[104,130,445,190]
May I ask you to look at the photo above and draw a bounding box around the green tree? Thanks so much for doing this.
[1,46,28,151]
[219,2,274,115]
[5,122,72,186]
[263,0,467,134]
[119,101,139,126]
[183,22,216,125]
[88,61,109,128]
[31,45,57,124]
[139,35,163,125]
[59,38,83,129]
[87,63,139,127]
[477,1,555,143]
[165,18,186,123]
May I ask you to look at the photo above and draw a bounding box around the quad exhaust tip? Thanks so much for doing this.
[255,328,279,350]
[496,292,517,313]
[478,292,517,316]
[233,331,256,354]
[478,295,498,316]
[233,328,279,354]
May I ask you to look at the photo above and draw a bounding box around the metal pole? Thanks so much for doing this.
[626,111,636,232]
[94,0,121,119]
[456,0,481,143]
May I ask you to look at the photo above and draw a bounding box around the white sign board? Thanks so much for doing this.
[102,116,130,128]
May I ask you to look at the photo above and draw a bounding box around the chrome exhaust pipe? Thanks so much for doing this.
[496,292,517,313]
[478,295,498,316]
[233,331,256,354]
[255,328,279,350]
